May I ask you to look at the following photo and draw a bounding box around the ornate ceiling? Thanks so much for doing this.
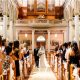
[64,0,80,20]
[0,0,80,21]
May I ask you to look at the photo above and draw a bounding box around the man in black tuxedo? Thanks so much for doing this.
[34,47,39,68]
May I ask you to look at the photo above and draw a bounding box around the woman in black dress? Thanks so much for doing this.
[13,40,20,80]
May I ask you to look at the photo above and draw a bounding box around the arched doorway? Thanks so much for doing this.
[36,35,46,47]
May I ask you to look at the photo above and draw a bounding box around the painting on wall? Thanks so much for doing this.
[37,0,46,12]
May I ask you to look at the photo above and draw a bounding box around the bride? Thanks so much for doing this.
[38,46,49,68]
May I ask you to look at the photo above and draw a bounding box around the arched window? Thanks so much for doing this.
[37,36,46,42]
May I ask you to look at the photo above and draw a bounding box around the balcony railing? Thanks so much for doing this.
[15,19,65,27]
[0,18,67,27]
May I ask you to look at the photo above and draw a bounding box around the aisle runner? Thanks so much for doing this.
[28,67,56,80]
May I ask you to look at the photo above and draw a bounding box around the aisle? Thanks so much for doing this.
[27,67,56,80]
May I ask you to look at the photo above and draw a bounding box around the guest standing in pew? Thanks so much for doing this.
[13,40,20,80]
[65,41,80,80]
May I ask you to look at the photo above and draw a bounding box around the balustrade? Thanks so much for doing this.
[16,19,64,25]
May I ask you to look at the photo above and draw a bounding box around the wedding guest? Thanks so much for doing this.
[13,40,20,80]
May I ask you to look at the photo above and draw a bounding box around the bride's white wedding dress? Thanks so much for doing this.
[38,46,49,68]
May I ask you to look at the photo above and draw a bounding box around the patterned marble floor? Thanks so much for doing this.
[27,67,56,80]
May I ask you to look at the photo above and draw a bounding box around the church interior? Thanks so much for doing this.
[0,0,80,80]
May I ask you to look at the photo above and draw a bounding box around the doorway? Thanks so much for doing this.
[36,35,46,47]
[34,30,47,49]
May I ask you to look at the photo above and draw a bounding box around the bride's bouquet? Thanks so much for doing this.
[37,51,43,57]
[37,46,45,57]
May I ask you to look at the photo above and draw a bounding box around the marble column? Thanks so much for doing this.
[74,14,79,45]
[3,15,7,39]
[69,19,74,42]
[15,30,19,40]
[64,26,69,42]
[9,20,14,42]
[32,30,35,51]
[2,0,8,39]
[48,30,50,53]
[66,26,69,42]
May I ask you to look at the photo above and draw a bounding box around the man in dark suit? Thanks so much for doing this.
[34,47,39,68]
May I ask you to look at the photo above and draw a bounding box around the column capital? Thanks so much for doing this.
[68,18,73,21]
[10,20,13,23]
[10,19,13,22]
[68,19,73,25]
[3,13,8,16]
[74,12,79,16]
[2,0,8,16]
[32,29,35,33]
[47,30,50,32]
